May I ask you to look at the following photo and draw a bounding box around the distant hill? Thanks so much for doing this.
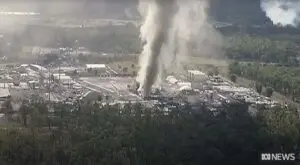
[0,0,271,24]
[209,0,271,25]
[94,0,271,25]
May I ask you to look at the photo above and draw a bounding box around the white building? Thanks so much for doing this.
[213,85,251,93]
[0,88,10,100]
[30,64,47,72]
[54,75,74,86]
[188,70,208,82]
[166,76,179,84]
[0,82,29,89]
[86,64,106,71]
[86,64,107,76]
[53,73,66,77]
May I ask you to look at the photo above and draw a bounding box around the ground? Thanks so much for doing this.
[79,77,142,101]
[108,60,138,75]
[109,56,300,108]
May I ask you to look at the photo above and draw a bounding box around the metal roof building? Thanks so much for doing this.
[30,64,47,72]
[187,70,208,82]
[86,64,106,69]
[0,88,10,98]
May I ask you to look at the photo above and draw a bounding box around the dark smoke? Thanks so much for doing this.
[138,0,176,97]
[137,0,223,97]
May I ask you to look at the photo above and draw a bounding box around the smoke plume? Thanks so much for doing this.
[137,0,222,97]
[137,0,176,97]
[261,0,300,27]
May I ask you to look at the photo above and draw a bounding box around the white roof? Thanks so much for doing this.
[0,88,10,98]
[188,70,206,75]
[217,94,227,99]
[30,64,47,71]
[59,67,78,71]
[179,86,192,91]
[0,83,28,89]
[28,80,39,83]
[73,83,82,89]
[166,76,178,84]
[86,64,106,69]
[177,82,191,87]
[53,73,66,77]
[214,85,251,93]
[56,75,72,80]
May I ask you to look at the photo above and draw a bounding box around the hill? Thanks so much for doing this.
[209,0,271,25]
[0,0,270,24]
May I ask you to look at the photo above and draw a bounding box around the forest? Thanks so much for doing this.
[0,98,299,165]
[225,34,300,65]
[229,61,300,102]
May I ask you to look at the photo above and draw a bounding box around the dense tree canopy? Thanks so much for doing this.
[229,61,300,101]
[21,24,141,54]
[0,100,299,165]
[209,0,270,25]
[225,35,300,64]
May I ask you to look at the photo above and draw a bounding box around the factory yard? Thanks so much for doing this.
[0,48,281,119]
[79,77,142,101]
[0,42,279,118]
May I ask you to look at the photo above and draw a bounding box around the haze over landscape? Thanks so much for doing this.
[0,1,300,165]
[0,0,297,24]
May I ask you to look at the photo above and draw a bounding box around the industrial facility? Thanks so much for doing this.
[0,49,280,118]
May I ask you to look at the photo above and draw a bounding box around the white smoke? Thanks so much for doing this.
[137,0,222,97]
[136,0,176,97]
[261,0,300,27]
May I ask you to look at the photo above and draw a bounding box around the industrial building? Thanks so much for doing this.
[0,59,281,118]
[86,64,106,72]
[0,88,10,100]
[85,64,107,76]
[187,70,208,82]
[109,61,138,76]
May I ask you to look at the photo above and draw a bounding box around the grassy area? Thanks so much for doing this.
[187,56,228,67]
[108,56,230,76]
[229,62,300,108]
[184,56,229,75]
[235,76,300,108]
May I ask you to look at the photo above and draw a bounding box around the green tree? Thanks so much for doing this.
[265,87,274,97]
[257,106,300,149]
[213,67,219,76]
[230,74,237,82]
[0,100,299,165]
[207,71,213,77]
[19,101,30,127]
[255,83,263,94]
[2,98,13,120]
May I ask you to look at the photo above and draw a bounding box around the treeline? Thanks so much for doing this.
[225,35,300,65]
[0,99,299,165]
[229,61,300,102]
[209,0,268,25]
[19,23,140,53]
